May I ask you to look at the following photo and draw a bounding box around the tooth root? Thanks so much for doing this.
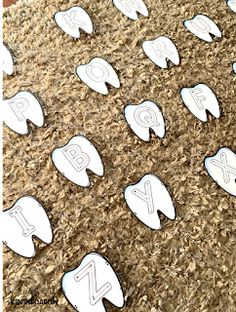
[113,0,148,20]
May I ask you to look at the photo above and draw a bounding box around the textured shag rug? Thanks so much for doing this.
[3,0,236,311]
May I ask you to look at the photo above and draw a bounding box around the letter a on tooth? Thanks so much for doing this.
[1,196,53,258]
[180,84,220,122]
[113,0,148,20]
[76,57,120,95]
[54,6,93,38]
[227,0,236,13]
[2,44,14,75]
[184,15,222,42]
[124,100,165,141]
[61,252,125,312]
[3,91,44,135]
[142,36,180,69]
[205,147,236,196]
[52,135,104,187]
[124,174,176,230]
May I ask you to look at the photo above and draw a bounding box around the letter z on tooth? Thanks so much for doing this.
[113,0,148,20]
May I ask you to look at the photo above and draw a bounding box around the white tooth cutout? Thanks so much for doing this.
[1,196,53,258]
[124,174,176,230]
[184,15,222,42]
[180,84,220,122]
[205,147,236,196]
[61,252,124,312]
[52,135,104,187]
[124,100,165,142]
[76,58,120,95]
[2,43,14,75]
[227,0,236,13]
[54,6,93,38]
[233,62,236,73]
[113,0,148,20]
[3,91,44,135]
[142,36,180,69]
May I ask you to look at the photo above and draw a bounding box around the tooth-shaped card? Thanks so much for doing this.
[61,252,124,312]
[2,43,14,75]
[52,135,104,187]
[1,196,53,258]
[124,174,176,229]
[142,36,180,69]
[76,58,120,95]
[113,0,148,20]
[205,147,236,196]
[124,100,165,142]
[180,84,220,122]
[3,91,44,135]
[228,0,236,13]
[184,15,221,42]
[54,6,93,38]
[233,62,236,74]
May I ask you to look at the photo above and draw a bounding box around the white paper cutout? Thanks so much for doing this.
[1,196,53,258]
[184,15,222,42]
[54,6,93,38]
[205,147,236,196]
[180,84,220,122]
[124,174,176,229]
[2,44,14,75]
[62,252,124,312]
[52,135,104,187]
[227,0,236,13]
[142,36,180,69]
[233,62,236,73]
[76,58,120,95]
[124,100,165,141]
[113,0,148,20]
[2,91,44,135]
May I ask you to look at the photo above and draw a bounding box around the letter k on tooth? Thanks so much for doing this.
[52,135,104,187]
[184,15,222,42]
[54,6,93,38]
[113,0,148,20]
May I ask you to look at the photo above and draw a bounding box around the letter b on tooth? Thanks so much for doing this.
[63,145,90,172]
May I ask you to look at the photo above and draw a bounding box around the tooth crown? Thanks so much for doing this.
[124,174,176,230]
[54,6,93,38]
[52,135,104,187]
[61,252,124,312]
[180,84,220,122]
[184,15,222,42]
[228,0,236,12]
[2,43,14,75]
[1,196,53,258]
[3,91,44,135]
[113,0,148,20]
[205,147,236,196]
[142,36,180,69]
[76,57,120,95]
[124,100,165,141]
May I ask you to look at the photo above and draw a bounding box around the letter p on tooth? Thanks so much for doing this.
[113,0,148,20]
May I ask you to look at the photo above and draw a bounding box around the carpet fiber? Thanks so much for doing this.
[3,0,236,311]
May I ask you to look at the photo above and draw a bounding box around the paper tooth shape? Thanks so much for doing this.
[205,147,236,196]
[180,84,220,122]
[228,0,236,13]
[3,91,44,135]
[142,36,180,69]
[124,174,176,230]
[61,252,124,312]
[76,58,120,95]
[54,6,93,38]
[52,135,104,187]
[184,15,222,42]
[233,62,236,73]
[2,43,14,75]
[1,196,53,258]
[124,100,165,141]
[113,0,148,20]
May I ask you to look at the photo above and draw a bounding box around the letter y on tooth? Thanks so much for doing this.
[227,0,236,13]
[180,84,220,122]
[142,36,180,69]
[61,252,125,312]
[113,0,148,20]
[2,43,14,75]
[184,15,222,42]
[54,6,93,38]
[1,196,53,258]
[52,135,104,187]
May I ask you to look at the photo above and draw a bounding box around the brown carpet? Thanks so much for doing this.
[3,0,236,311]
